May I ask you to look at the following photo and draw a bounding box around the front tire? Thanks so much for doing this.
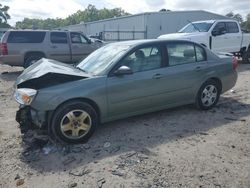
[51,101,98,144]
[242,48,250,64]
[196,80,220,110]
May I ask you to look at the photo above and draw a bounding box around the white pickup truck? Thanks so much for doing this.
[158,20,250,63]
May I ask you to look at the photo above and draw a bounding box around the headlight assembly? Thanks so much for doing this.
[14,88,37,105]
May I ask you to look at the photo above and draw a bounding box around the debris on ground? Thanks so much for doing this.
[69,168,92,176]
[224,117,238,121]
[111,170,125,177]
[199,132,209,135]
[14,174,20,180]
[16,179,25,187]
[97,178,106,188]
[230,89,236,93]
[63,156,76,166]
[82,144,91,150]
[103,142,111,148]
[68,182,77,188]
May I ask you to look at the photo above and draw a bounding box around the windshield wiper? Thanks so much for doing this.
[187,20,200,32]
[75,66,88,73]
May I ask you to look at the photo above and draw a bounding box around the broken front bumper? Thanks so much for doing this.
[16,106,47,133]
[16,106,33,133]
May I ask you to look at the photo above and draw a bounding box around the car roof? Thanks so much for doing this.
[192,19,236,24]
[7,29,69,32]
[108,39,198,47]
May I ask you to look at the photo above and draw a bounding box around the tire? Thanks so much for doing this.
[196,80,220,110]
[242,48,250,64]
[51,101,98,144]
[24,56,43,68]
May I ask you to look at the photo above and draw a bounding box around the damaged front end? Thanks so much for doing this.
[14,58,90,133]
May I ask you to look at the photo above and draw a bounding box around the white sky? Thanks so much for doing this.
[2,0,250,26]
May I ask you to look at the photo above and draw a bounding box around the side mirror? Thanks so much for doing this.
[212,28,226,36]
[87,38,92,44]
[114,66,133,76]
[212,30,219,36]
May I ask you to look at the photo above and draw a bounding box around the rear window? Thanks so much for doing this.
[50,32,68,43]
[7,31,46,43]
[226,22,239,33]
[167,43,196,66]
[166,42,206,66]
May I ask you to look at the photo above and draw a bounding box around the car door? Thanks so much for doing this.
[211,22,228,52]
[48,32,71,63]
[224,21,241,52]
[106,45,165,118]
[70,32,95,62]
[150,42,209,108]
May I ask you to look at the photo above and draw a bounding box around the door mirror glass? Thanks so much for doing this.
[114,66,133,76]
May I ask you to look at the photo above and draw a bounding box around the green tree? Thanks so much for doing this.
[15,4,130,29]
[225,12,243,24]
[241,14,250,31]
[0,3,11,28]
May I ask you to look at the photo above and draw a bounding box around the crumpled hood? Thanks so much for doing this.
[16,58,90,89]
[158,32,206,40]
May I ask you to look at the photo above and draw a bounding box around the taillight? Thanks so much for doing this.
[232,56,238,70]
[0,43,8,55]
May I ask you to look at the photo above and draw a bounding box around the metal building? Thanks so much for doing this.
[61,10,229,41]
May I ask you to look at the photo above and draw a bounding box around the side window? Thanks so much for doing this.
[213,22,226,32]
[195,45,206,62]
[120,46,162,73]
[50,32,67,43]
[7,31,46,43]
[70,33,88,44]
[226,22,239,33]
[167,43,196,66]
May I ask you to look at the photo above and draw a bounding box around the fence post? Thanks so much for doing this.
[133,26,135,40]
[118,25,120,41]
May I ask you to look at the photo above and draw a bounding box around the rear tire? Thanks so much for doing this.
[51,101,98,144]
[196,80,220,110]
[24,55,43,68]
[242,48,250,64]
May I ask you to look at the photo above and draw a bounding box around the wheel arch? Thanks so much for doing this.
[205,77,222,93]
[50,97,101,122]
[24,51,46,61]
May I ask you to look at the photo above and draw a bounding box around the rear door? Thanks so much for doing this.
[150,42,208,108]
[48,32,71,63]
[70,32,94,62]
[224,21,241,52]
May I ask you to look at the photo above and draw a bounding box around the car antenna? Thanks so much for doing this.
[187,20,200,32]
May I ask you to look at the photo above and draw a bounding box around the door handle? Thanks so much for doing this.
[152,74,163,79]
[51,45,57,48]
[195,66,202,72]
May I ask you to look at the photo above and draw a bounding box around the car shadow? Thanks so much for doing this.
[19,95,250,173]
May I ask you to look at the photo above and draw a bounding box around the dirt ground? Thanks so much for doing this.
[0,63,250,188]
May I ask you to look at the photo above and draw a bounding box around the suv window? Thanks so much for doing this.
[167,43,196,66]
[50,32,67,43]
[70,32,88,44]
[120,46,162,72]
[226,22,239,33]
[7,31,46,43]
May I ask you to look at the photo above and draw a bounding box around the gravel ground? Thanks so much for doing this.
[0,64,249,188]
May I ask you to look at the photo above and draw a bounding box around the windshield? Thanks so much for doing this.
[179,22,213,33]
[77,44,130,75]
